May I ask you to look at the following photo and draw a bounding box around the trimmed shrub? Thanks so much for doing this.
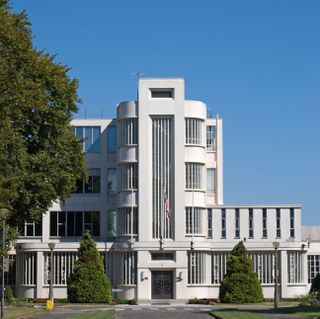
[219,241,263,303]
[4,286,14,303]
[67,231,111,303]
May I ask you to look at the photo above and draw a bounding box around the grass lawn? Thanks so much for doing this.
[272,305,320,318]
[5,306,46,319]
[212,310,266,319]
[67,310,116,319]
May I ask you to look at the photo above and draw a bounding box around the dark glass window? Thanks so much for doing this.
[221,209,226,239]
[151,89,173,98]
[262,208,267,238]
[249,208,254,238]
[290,208,295,238]
[276,208,281,238]
[208,209,212,239]
[50,212,57,237]
[107,126,117,152]
[151,253,174,260]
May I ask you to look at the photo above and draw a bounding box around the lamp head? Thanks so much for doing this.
[48,242,56,251]
[273,241,280,250]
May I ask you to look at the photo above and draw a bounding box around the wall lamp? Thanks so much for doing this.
[140,271,148,281]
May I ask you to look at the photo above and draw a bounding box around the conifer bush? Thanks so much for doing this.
[67,231,111,303]
[219,241,264,303]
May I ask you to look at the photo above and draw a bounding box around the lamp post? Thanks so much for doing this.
[273,241,280,309]
[48,242,55,302]
[0,208,9,319]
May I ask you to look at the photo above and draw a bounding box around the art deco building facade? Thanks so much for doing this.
[11,78,319,302]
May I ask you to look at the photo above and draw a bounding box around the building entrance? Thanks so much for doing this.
[151,271,173,299]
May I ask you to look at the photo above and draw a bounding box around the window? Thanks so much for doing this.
[150,88,174,98]
[211,252,229,284]
[50,211,100,237]
[107,168,117,193]
[308,255,320,283]
[250,252,275,284]
[21,253,37,285]
[151,253,174,261]
[107,126,117,152]
[74,126,101,152]
[75,168,101,194]
[262,208,267,238]
[221,209,226,238]
[248,208,254,238]
[208,209,212,239]
[288,251,303,283]
[235,209,240,239]
[185,163,203,189]
[186,207,203,235]
[119,163,138,190]
[107,210,117,239]
[118,119,138,146]
[185,118,203,145]
[117,207,138,236]
[188,252,205,284]
[18,219,42,237]
[207,168,215,195]
[44,252,77,286]
[206,125,216,151]
[276,208,281,238]
[106,251,137,285]
[290,208,295,238]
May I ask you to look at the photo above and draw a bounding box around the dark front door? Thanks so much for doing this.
[151,271,173,299]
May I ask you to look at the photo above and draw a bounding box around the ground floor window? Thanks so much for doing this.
[188,252,205,284]
[44,252,78,286]
[249,252,275,284]
[211,252,229,284]
[288,251,303,283]
[106,251,137,285]
[18,252,37,285]
[308,255,320,284]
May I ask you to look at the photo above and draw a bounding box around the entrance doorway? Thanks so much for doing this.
[151,271,173,299]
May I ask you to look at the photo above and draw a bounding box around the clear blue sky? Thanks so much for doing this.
[12,0,320,225]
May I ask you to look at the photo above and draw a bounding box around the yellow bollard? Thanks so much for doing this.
[46,299,54,311]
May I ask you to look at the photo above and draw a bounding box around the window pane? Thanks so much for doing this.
[107,211,117,238]
[50,212,57,236]
[107,126,117,152]
[67,212,75,236]
[93,212,100,236]
[89,127,101,152]
[75,212,83,236]
[107,169,117,193]
[207,168,215,195]
[84,127,92,152]
[35,220,42,236]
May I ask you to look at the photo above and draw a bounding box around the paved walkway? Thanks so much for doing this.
[34,304,312,319]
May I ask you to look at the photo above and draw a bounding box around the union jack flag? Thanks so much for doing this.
[164,193,170,219]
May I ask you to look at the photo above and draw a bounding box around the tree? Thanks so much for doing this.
[219,241,264,303]
[0,1,86,229]
[67,231,111,303]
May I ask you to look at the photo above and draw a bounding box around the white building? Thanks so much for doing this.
[10,78,319,302]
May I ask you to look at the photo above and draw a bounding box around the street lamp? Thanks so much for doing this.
[0,208,9,319]
[48,242,56,302]
[273,241,280,309]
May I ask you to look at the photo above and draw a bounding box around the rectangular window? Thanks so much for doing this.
[185,118,203,145]
[308,255,320,283]
[208,209,212,239]
[73,168,101,194]
[185,163,203,189]
[119,119,138,146]
[207,168,215,195]
[250,252,275,284]
[290,208,295,238]
[211,252,229,284]
[107,168,117,193]
[221,208,226,239]
[206,125,216,151]
[150,88,174,98]
[18,219,42,237]
[262,208,267,238]
[288,251,303,283]
[119,163,138,190]
[188,252,205,284]
[107,210,117,239]
[235,208,240,239]
[117,207,138,236]
[276,208,281,238]
[50,211,100,237]
[249,208,254,238]
[151,252,174,261]
[107,126,117,152]
[185,207,203,235]
[73,126,101,153]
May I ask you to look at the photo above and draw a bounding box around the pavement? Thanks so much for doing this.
[33,303,314,319]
